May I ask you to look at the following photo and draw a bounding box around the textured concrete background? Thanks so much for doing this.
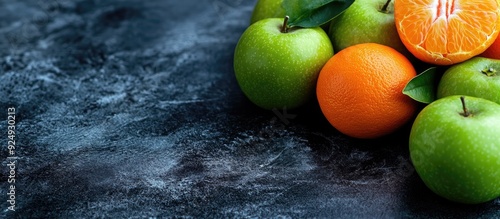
[0,0,499,218]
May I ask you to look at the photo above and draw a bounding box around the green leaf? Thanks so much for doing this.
[403,67,440,104]
[282,0,354,28]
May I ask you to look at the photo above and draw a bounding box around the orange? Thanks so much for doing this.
[394,0,500,65]
[316,43,418,139]
[481,34,500,59]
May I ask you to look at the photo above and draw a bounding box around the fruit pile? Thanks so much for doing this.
[234,0,500,204]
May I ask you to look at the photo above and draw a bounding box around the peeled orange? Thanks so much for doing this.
[395,0,500,65]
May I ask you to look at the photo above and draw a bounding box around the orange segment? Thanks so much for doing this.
[395,0,500,65]
[425,17,447,54]
[398,9,433,46]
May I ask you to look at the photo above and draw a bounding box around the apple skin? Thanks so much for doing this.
[437,57,500,104]
[328,0,408,56]
[250,0,331,31]
[250,0,285,24]
[409,95,500,204]
[234,18,334,110]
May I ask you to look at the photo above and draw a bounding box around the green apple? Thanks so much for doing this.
[328,0,408,56]
[437,57,500,104]
[250,0,331,32]
[234,17,334,110]
[250,0,285,24]
[409,95,500,204]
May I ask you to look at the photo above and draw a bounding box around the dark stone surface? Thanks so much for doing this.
[0,0,498,218]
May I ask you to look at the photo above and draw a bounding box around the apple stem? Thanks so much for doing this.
[381,0,392,13]
[281,16,289,33]
[482,67,497,77]
[460,96,470,117]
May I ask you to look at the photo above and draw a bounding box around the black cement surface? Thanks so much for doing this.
[0,0,499,218]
